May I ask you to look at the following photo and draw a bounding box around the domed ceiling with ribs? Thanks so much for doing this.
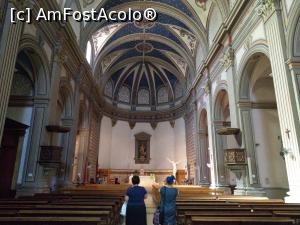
[82,0,208,120]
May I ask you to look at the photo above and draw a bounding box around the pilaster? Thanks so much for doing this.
[204,74,217,187]
[198,128,210,186]
[258,0,300,202]
[47,42,66,125]
[0,0,27,141]
[64,68,84,184]
[221,47,239,127]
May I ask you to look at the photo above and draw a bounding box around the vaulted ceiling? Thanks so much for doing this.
[69,0,232,120]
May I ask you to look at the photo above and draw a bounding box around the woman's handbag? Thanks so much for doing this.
[153,207,161,225]
[120,202,127,216]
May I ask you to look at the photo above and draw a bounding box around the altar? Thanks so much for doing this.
[129,175,156,187]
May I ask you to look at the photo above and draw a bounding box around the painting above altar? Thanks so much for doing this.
[134,132,151,164]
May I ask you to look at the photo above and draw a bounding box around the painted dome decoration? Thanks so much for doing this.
[82,0,208,119]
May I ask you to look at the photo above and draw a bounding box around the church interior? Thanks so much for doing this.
[0,0,300,224]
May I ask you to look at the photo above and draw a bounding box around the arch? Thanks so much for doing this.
[207,3,223,46]
[199,108,211,185]
[58,79,74,119]
[81,2,208,53]
[237,51,289,197]
[18,35,51,97]
[212,82,229,120]
[5,40,51,187]
[212,88,231,186]
[236,44,270,100]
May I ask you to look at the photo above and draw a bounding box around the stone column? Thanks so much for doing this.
[258,0,300,203]
[183,98,198,183]
[238,102,260,185]
[192,100,201,185]
[213,121,226,186]
[205,76,217,187]
[221,47,239,127]
[0,0,8,36]
[46,43,66,125]
[0,0,26,141]
[287,60,300,123]
[76,127,90,183]
[64,70,83,184]
[198,128,210,185]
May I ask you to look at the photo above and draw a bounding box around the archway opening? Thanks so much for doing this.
[199,109,211,185]
[242,53,289,198]
[214,89,236,187]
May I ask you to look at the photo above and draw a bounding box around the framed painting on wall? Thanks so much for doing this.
[134,132,151,164]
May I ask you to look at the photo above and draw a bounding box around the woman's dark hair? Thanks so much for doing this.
[132,175,140,185]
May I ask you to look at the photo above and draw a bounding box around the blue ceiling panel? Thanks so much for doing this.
[108,40,141,54]
[114,48,142,65]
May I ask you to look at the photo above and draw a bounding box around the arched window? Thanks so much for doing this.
[86,41,92,64]
[138,89,150,105]
[118,86,130,103]
[157,87,168,104]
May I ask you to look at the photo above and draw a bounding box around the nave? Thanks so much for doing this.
[0,184,299,225]
[1,0,300,224]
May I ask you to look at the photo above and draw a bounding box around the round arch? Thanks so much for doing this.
[286,0,300,58]
[236,44,270,100]
[18,35,51,97]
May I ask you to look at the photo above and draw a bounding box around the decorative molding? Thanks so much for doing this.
[195,0,207,11]
[204,82,211,95]
[169,25,197,56]
[170,120,175,128]
[111,118,117,127]
[237,101,277,109]
[129,121,136,130]
[220,48,234,71]
[256,0,275,20]
[150,122,158,130]
[11,0,34,10]
[83,0,96,8]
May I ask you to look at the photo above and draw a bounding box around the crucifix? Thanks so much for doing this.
[285,129,291,139]
[167,158,181,177]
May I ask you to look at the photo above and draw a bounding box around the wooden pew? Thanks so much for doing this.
[0,216,108,225]
[182,211,273,225]
[176,197,300,225]
[191,216,295,225]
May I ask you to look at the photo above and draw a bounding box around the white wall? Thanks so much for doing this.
[98,116,112,168]
[98,117,187,171]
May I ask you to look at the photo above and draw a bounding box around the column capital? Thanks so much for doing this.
[221,47,234,71]
[204,79,211,95]
[10,0,34,10]
[256,0,276,21]
[53,42,68,65]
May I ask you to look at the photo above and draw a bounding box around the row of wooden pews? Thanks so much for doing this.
[176,196,300,225]
[0,184,129,225]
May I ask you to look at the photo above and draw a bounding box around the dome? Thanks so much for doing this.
[83,0,204,121]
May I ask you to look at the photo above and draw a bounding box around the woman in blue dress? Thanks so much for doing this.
[160,176,178,225]
[125,175,147,225]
